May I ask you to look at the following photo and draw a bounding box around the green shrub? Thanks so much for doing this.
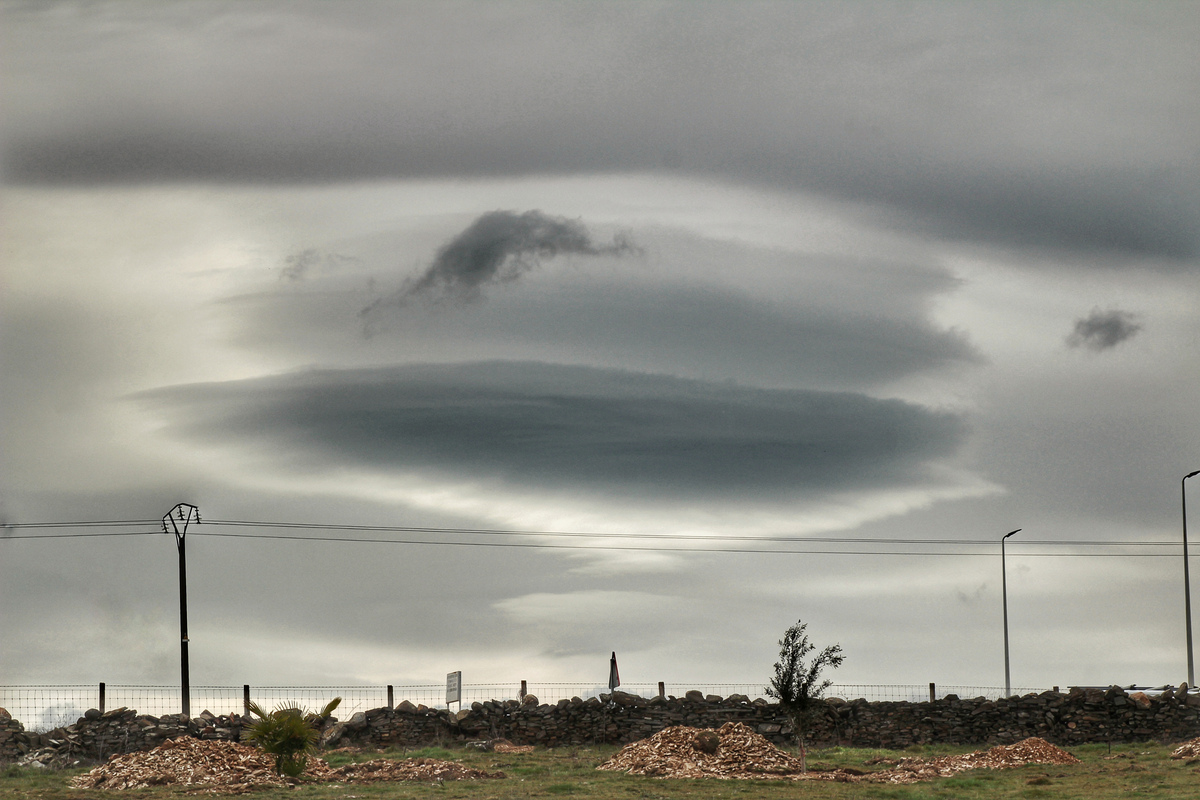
[243,697,341,777]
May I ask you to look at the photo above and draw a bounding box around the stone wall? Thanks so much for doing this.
[329,686,1200,750]
[4,685,1200,764]
[0,706,245,765]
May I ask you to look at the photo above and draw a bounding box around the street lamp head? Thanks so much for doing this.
[1003,528,1022,540]
[1186,470,1200,480]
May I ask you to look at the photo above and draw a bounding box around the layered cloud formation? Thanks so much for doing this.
[140,361,966,500]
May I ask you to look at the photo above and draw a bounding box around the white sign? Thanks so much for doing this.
[446,671,462,705]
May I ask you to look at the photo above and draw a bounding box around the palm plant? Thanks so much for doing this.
[243,697,341,777]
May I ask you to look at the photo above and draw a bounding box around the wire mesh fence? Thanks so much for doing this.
[0,682,1046,732]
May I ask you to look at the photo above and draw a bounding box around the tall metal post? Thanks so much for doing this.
[1001,528,1021,698]
[163,503,200,716]
[1184,471,1199,688]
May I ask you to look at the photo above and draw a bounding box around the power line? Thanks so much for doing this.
[1,517,1182,556]
[5,522,152,529]
[199,518,1177,548]
[1,530,165,540]
[187,530,1180,558]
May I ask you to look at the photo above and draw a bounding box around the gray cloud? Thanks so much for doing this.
[1066,308,1143,351]
[3,2,1196,261]
[138,361,966,499]
[226,227,978,392]
[360,211,636,325]
[280,248,359,282]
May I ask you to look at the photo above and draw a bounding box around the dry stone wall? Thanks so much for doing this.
[4,685,1200,764]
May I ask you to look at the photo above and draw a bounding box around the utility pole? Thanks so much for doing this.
[1184,471,1199,688]
[163,503,199,716]
[1001,528,1021,698]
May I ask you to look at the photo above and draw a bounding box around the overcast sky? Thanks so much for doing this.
[2,1,1198,706]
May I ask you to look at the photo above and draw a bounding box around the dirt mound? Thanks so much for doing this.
[1171,737,1200,759]
[70,737,504,791]
[867,737,1080,784]
[597,722,806,779]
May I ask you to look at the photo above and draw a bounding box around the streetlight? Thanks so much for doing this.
[1184,471,1200,689]
[1001,528,1021,698]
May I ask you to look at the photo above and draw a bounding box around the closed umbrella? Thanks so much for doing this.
[608,651,620,692]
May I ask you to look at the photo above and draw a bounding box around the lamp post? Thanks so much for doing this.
[1184,471,1200,689]
[1002,528,1021,698]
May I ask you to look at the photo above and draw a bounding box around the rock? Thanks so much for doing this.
[84,708,102,721]
[345,712,368,730]
[693,729,719,753]
[1128,692,1152,709]
[684,690,705,702]
[521,694,539,707]
[705,694,723,703]
[320,722,346,747]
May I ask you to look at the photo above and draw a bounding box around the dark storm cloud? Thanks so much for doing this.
[4,2,1197,261]
[138,361,966,498]
[360,210,636,323]
[1066,308,1143,351]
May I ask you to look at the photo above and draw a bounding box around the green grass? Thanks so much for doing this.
[1,741,1197,799]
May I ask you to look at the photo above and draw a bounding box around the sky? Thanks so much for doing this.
[1,1,1198,702]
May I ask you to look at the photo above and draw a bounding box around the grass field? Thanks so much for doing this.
[2,741,1197,799]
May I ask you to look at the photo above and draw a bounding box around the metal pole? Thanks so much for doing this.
[163,504,199,717]
[1184,471,1199,689]
[1002,528,1021,698]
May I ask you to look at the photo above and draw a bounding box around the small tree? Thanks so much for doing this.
[765,620,844,772]
[243,697,341,777]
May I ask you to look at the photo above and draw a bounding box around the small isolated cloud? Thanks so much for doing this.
[280,248,358,282]
[1066,308,1143,351]
[360,210,637,325]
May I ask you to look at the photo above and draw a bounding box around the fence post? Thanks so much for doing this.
[99,682,105,714]
[1053,686,1059,693]
[519,680,527,699]
[929,683,936,702]
[387,685,394,709]
[243,685,250,717]
[658,682,665,699]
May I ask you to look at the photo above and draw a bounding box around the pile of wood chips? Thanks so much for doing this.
[597,724,1078,785]
[324,756,505,782]
[1170,737,1200,759]
[597,722,808,779]
[863,737,1080,784]
[69,737,504,792]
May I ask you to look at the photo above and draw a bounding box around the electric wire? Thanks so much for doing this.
[0,517,1184,557]
[201,518,1175,547]
[185,529,1179,557]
